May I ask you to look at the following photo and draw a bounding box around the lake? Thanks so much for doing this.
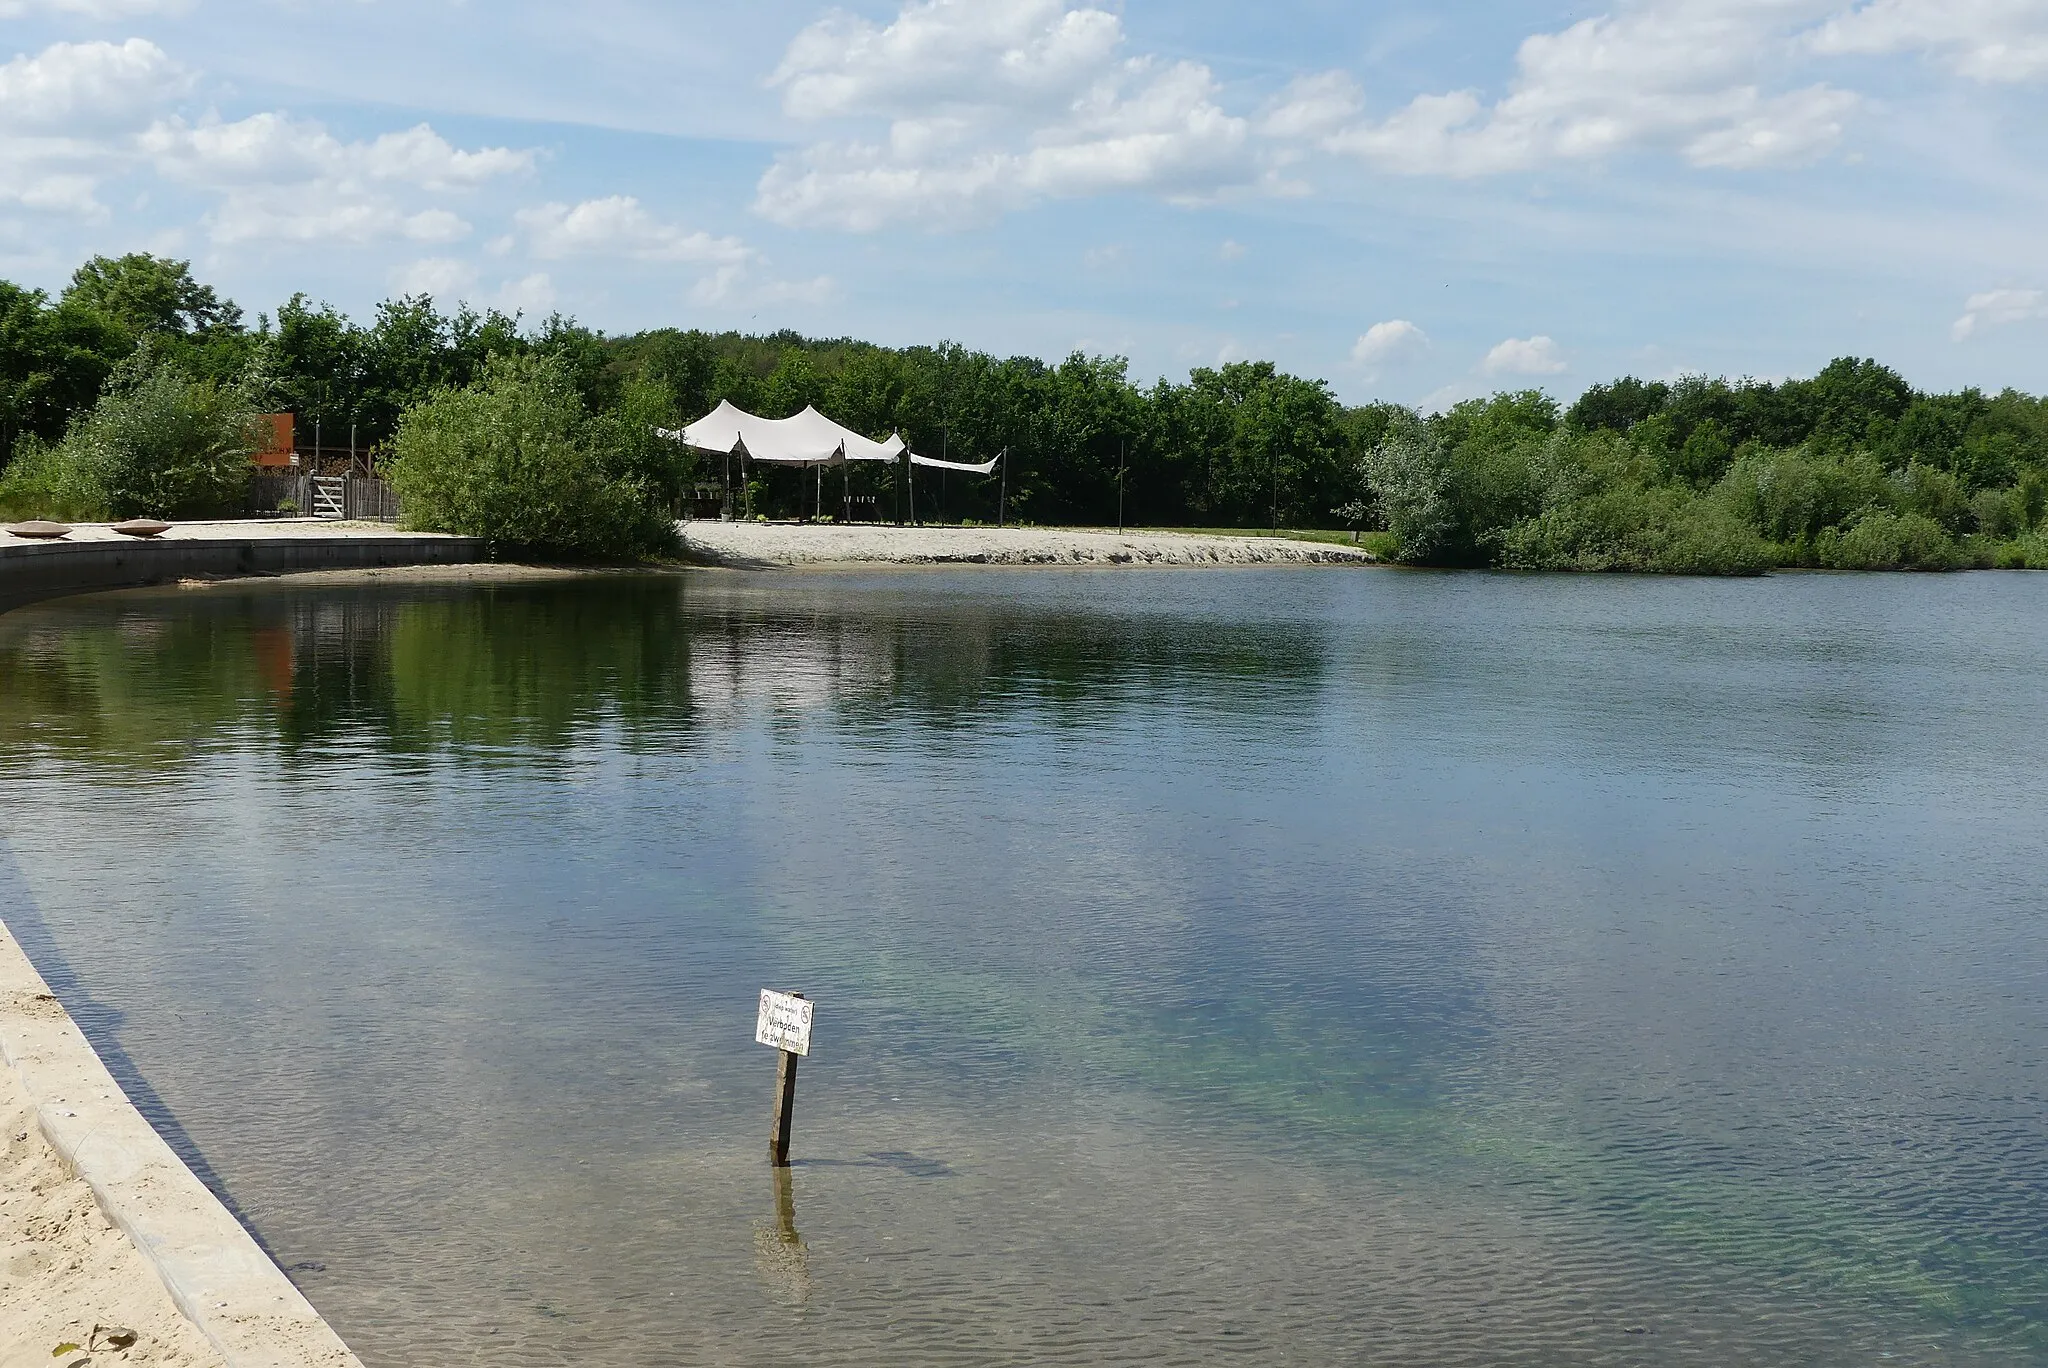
[1,567,2044,1366]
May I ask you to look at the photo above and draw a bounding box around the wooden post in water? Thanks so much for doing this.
[756,989,814,1168]
[770,1044,799,1166]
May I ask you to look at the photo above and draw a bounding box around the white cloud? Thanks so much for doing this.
[755,0,1258,230]
[0,38,187,133]
[1419,380,1482,413]
[1318,0,1857,175]
[773,0,1122,120]
[201,200,468,246]
[515,196,752,264]
[1483,335,1569,375]
[393,256,479,301]
[1219,238,1246,260]
[1260,70,1364,140]
[515,196,826,310]
[1812,1,2048,81]
[0,39,187,215]
[1351,319,1428,366]
[143,114,531,190]
[1952,287,2048,339]
[496,272,558,316]
[691,269,836,308]
[140,113,529,244]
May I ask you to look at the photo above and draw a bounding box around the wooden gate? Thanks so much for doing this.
[311,476,346,519]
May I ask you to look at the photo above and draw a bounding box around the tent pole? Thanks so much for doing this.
[999,449,1008,528]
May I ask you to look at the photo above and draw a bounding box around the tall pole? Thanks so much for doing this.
[350,422,358,479]
[1117,440,1126,534]
[999,448,1008,528]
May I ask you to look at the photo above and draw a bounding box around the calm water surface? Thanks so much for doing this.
[1,568,2044,1366]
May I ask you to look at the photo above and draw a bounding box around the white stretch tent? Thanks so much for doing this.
[909,450,1001,475]
[664,401,1005,523]
[669,401,904,465]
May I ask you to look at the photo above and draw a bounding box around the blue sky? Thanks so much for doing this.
[3,0,2045,406]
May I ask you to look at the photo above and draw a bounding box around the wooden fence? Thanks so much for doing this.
[249,473,402,522]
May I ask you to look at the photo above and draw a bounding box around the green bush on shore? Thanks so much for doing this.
[0,435,107,521]
[1818,511,1964,571]
[0,343,259,521]
[387,353,679,560]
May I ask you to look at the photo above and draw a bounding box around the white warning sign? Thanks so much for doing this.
[755,990,814,1057]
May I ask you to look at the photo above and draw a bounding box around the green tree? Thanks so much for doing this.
[1361,413,1455,562]
[63,254,241,338]
[387,353,676,559]
[533,314,619,414]
[0,281,128,466]
[1568,376,1670,434]
[262,294,366,454]
[50,342,263,519]
[639,329,720,423]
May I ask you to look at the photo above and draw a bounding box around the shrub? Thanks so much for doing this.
[1651,501,1775,575]
[1716,446,1889,543]
[1822,511,1963,570]
[2005,529,2048,569]
[1493,480,1772,576]
[0,347,257,521]
[0,434,108,521]
[70,346,262,518]
[387,353,678,560]
[1969,484,2039,538]
[1360,417,1454,562]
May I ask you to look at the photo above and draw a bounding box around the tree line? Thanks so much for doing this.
[5,252,2047,569]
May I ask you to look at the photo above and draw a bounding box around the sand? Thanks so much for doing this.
[0,520,437,548]
[0,1066,226,1368]
[679,522,1379,567]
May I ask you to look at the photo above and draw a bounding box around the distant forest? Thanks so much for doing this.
[6,253,2048,571]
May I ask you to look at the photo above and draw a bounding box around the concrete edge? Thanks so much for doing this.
[0,530,484,616]
[0,919,365,1368]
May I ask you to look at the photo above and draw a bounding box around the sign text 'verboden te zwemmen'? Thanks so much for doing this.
[756,989,814,1057]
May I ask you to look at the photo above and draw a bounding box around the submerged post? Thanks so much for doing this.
[771,1047,798,1164]
[756,989,814,1167]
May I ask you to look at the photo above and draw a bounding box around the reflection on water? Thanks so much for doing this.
[2,568,2047,1366]
[755,1164,809,1305]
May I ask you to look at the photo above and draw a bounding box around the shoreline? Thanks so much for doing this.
[677,522,1381,568]
[0,521,482,616]
[0,919,364,1368]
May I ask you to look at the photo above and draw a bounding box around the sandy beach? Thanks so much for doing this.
[0,1064,225,1368]
[678,522,1380,567]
